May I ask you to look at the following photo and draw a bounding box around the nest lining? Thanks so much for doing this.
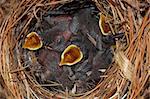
[0,0,149,98]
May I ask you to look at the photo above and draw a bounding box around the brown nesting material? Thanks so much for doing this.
[0,0,149,98]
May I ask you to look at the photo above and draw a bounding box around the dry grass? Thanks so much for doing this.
[0,0,149,98]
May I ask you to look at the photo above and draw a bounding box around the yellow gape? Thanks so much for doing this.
[59,44,83,66]
[23,32,43,50]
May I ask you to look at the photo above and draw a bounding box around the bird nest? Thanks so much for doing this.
[0,0,149,98]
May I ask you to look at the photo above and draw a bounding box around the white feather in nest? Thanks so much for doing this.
[115,51,134,81]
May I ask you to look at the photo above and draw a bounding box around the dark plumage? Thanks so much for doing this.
[33,4,114,93]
